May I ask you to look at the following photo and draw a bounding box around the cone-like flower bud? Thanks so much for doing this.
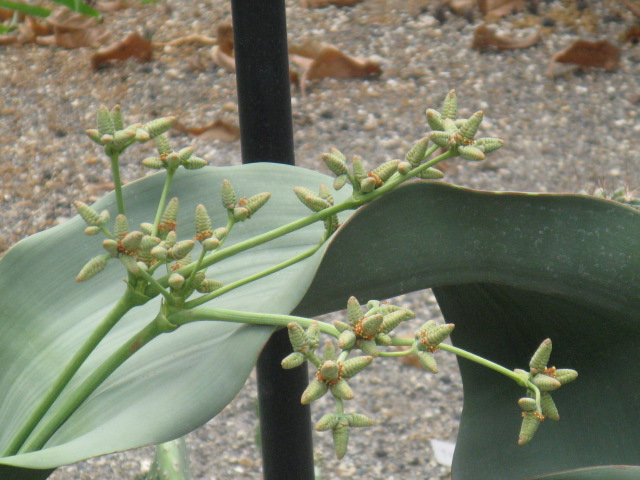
[554,369,578,385]
[142,157,164,169]
[135,128,151,143]
[196,279,223,293]
[380,309,414,334]
[315,413,340,431]
[347,413,375,428]
[140,223,154,235]
[110,105,124,130]
[86,129,103,145]
[518,412,542,445]
[352,156,367,183]
[120,231,143,254]
[397,161,413,174]
[120,254,140,275]
[346,296,363,326]
[287,322,308,352]
[441,89,458,120]
[102,239,119,256]
[97,105,115,136]
[370,159,400,184]
[458,145,486,162]
[150,246,168,262]
[245,192,271,216]
[333,175,348,190]
[301,379,329,404]
[532,373,561,392]
[459,110,483,141]
[518,397,537,412]
[359,177,376,194]
[320,360,341,382]
[294,187,331,212]
[168,272,185,290]
[306,321,321,349]
[529,339,552,372]
[110,129,136,149]
[332,424,349,459]
[417,350,438,373]
[74,201,104,227]
[417,167,445,179]
[76,254,110,282]
[166,152,181,170]
[425,108,444,131]
[159,197,179,234]
[233,206,249,221]
[221,179,237,210]
[324,340,337,362]
[322,151,349,176]
[155,134,172,156]
[540,392,559,421]
[405,137,431,167]
[375,332,392,345]
[183,156,207,169]
[83,226,99,236]
[114,214,130,238]
[341,356,373,378]
[360,314,384,337]
[281,352,306,370]
[170,240,195,260]
[430,131,454,149]
[202,237,220,251]
[143,117,175,139]
[194,204,213,241]
[338,330,357,350]
[330,378,354,400]
[476,137,504,154]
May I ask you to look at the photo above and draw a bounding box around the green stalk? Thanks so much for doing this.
[109,152,125,216]
[19,319,163,453]
[3,289,144,456]
[152,169,176,237]
[168,307,341,338]
[184,241,324,309]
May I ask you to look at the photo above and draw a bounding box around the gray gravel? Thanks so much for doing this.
[1,0,639,478]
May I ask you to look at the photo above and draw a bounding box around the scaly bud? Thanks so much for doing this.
[245,192,271,216]
[416,350,438,373]
[194,204,213,241]
[110,129,136,149]
[221,179,237,210]
[518,397,537,412]
[441,89,458,120]
[150,246,168,262]
[322,152,349,176]
[97,105,115,136]
[352,156,367,183]
[370,159,400,184]
[202,237,220,251]
[110,105,124,130]
[332,424,349,459]
[430,131,454,149]
[177,147,194,163]
[114,214,129,238]
[338,330,357,350]
[518,412,543,445]
[170,240,195,260]
[86,129,103,145]
[529,339,552,372]
[380,309,414,333]
[330,378,354,400]
[281,352,307,370]
[183,156,207,169]
[83,228,99,238]
[359,177,376,194]
[74,201,104,227]
[102,239,119,257]
[76,254,110,282]
[554,369,578,385]
[301,379,329,405]
[315,413,340,431]
[306,321,321,349]
[333,175,349,190]
[347,296,363,326]
[540,392,559,421]
[165,152,181,170]
[135,128,151,143]
[341,356,373,378]
[397,161,413,174]
[287,322,308,352]
[532,374,561,392]
[196,279,223,293]
[347,413,375,428]
[168,272,185,290]
[320,360,341,382]
[233,206,249,221]
[158,197,179,234]
[323,340,337,362]
[405,137,431,167]
[416,167,445,180]
[459,110,483,141]
[425,108,444,131]
[142,157,164,169]
[475,137,504,154]
[458,145,486,162]
[361,314,383,337]
[143,117,175,139]
[140,223,154,235]
[120,231,143,254]
[294,187,332,212]
[155,134,172,156]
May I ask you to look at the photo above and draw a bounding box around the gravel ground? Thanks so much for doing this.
[1,0,639,478]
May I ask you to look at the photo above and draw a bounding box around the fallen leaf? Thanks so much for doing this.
[94,0,129,12]
[446,0,475,17]
[91,32,153,70]
[0,35,18,46]
[477,0,524,17]
[625,25,640,43]
[46,7,97,31]
[472,24,539,51]
[625,0,640,18]
[290,40,381,93]
[154,34,218,48]
[548,39,621,77]
[301,0,364,6]
[173,119,240,142]
[0,7,16,21]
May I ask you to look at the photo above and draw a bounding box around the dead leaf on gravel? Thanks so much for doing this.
[446,0,475,17]
[301,0,364,6]
[0,35,18,46]
[94,0,129,12]
[477,0,524,17]
[210,22,236,73]
[625,0,640,18]
[625,26,640,43]
[91,32,152,70]
[472,24,539,50]
[173,119,240,142]
[0,7,16,21]
[548,39,621,77]
[290,40,381,93]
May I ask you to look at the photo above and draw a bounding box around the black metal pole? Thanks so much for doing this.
[230,1,315,479]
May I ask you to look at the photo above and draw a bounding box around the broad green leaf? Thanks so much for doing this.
[294,182,640,479]
[0,1,49,17]
[528,465,640,479]
[0,164,351,472]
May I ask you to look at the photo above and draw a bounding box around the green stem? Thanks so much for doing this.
[19,319,163,453]
[152,169,176,237]
[184,241,324,310]
[167,308,340,338]
[137,268,175,305]
[109,152,125,216]
[3,289,143,456]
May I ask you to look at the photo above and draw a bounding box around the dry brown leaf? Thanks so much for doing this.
[301,0,364,7]
[0,35,18,46]
[210,45,236,73]
[0,7,16,21]
[477,0,524,17]
[91,32,152,70]
[625,26,640,43]
[446,0,475,17]
[46,8,98,31]
[173,119,240,142]
[154,34,218,48]
[94,0,129,12]
[548,39,621,77]
[625,0,640,18]
[472,24,539,50]
[217,22,234,55]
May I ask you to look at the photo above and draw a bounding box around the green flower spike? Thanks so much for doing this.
[405,137,431,167]
[332,423,350,459]
[158,197,179,237]
[369,159,400,187]
[475,137,505,154]
[233,192,271,221]
[137,235,161,265]
[110,105,124,131]
[413,320,455,373]
[346,296,364,326]
[76,254,111,282]
[441,89,458,120]
[97,105,115,138]
[459,110,483,142]
[529,338,553,373]
[221,179,237,210]
[169,240,195,261]
[519,411,544,446]
[168,272,185,291]
[425,108,444,131]
[416,167,445,180]
[120,231,143,255]
[196,279,223,294]
[155,134,173,156]
[322,149,349,185]
[287,322,309,353]
[315,413,340,432]
[114,214,130,239]
[83,226,101,236]
[294,187,333,212]
[351,156,367,185]
[142,117,176,140]
[74,201,105,227]
[194,204,213,242]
